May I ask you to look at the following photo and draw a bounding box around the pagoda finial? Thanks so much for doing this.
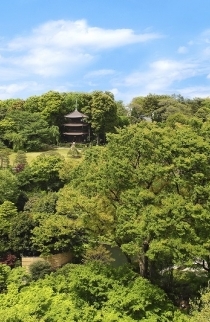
[75,99,78,111]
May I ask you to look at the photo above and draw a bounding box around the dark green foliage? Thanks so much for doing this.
[31,214,86,256]
[29,260,52,281]
[81,90,118,143]
[0,171,19,204]
[0,201,35,256]
[0,264,10,292]
[24,191,58,214]
[9,211,36,256]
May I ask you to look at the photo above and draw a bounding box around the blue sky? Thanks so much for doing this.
[1,0,210,103]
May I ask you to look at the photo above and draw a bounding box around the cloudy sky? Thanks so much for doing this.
[1,0,210,103]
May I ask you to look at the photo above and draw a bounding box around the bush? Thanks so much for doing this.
[29,260,52,281]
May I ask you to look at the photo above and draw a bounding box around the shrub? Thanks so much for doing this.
[29,260,52,281]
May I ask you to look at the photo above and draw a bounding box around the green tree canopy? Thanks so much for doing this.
[66,120,210,290]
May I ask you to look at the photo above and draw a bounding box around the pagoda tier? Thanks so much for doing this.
[63,132,89,136]
[63,123,88,127]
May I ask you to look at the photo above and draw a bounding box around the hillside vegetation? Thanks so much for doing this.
[1,91,210,320]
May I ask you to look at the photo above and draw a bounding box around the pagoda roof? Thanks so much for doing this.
[65,109,87,119]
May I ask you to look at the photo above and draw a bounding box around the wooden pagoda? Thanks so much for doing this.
[63,108,90,143]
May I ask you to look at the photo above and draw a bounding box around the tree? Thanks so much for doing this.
[31,214,85,256]
[29,152,65,191]
[83,244,115,264]
[0,149,10,169]
[13,150,28,172]
[39,91,65,127]
[66,120,210,299]
[23,95,40,113]
[82,91,118,144]
[116,100,130,127]
[0,170,19,204]
[67,142,81,158]
[8,211,36,256]
[0,201,35,256]
[0,262,188,321]
[0,264,10,292]
[1,109,58,151]
[190,287,210,321]
[24,191,58,214]
[129,94,191,122]
[0,201,18,253]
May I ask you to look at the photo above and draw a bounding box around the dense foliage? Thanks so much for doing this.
[1,91,210,320]
[0,90,125,150]
[0,263,187,321]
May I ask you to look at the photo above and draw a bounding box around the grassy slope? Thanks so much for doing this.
[9,147,81,165]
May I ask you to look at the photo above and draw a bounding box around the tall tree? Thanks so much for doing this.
[82,91,118,144]
[0,170,19,204]
[39,91,65,127]
[67,120,210,287]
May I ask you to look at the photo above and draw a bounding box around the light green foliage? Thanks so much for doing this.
[39,90,65,127]
[190,287,210,321]
[7,266,30,290]
[31,214,85,255]
[67,121,210,287]
[0,263,179,321]
[56,185,83,217]
[0,118,15,137]
[0,200,18,218]
[23,95,40,113]
[58,157,83,182]
[29,152,65,190]
[0,170,19,203]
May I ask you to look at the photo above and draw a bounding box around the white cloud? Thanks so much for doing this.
[200,29,210,44]
[120,59,197,92]
[177,46,188,54]
[0,82,42,99]
[176,85,210,98]
[0,19,162,81]
[3,21,210,102]
[7,19,162,51]
[109,28,210,101]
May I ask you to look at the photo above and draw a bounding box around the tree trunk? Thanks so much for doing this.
[139,241,149,278]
